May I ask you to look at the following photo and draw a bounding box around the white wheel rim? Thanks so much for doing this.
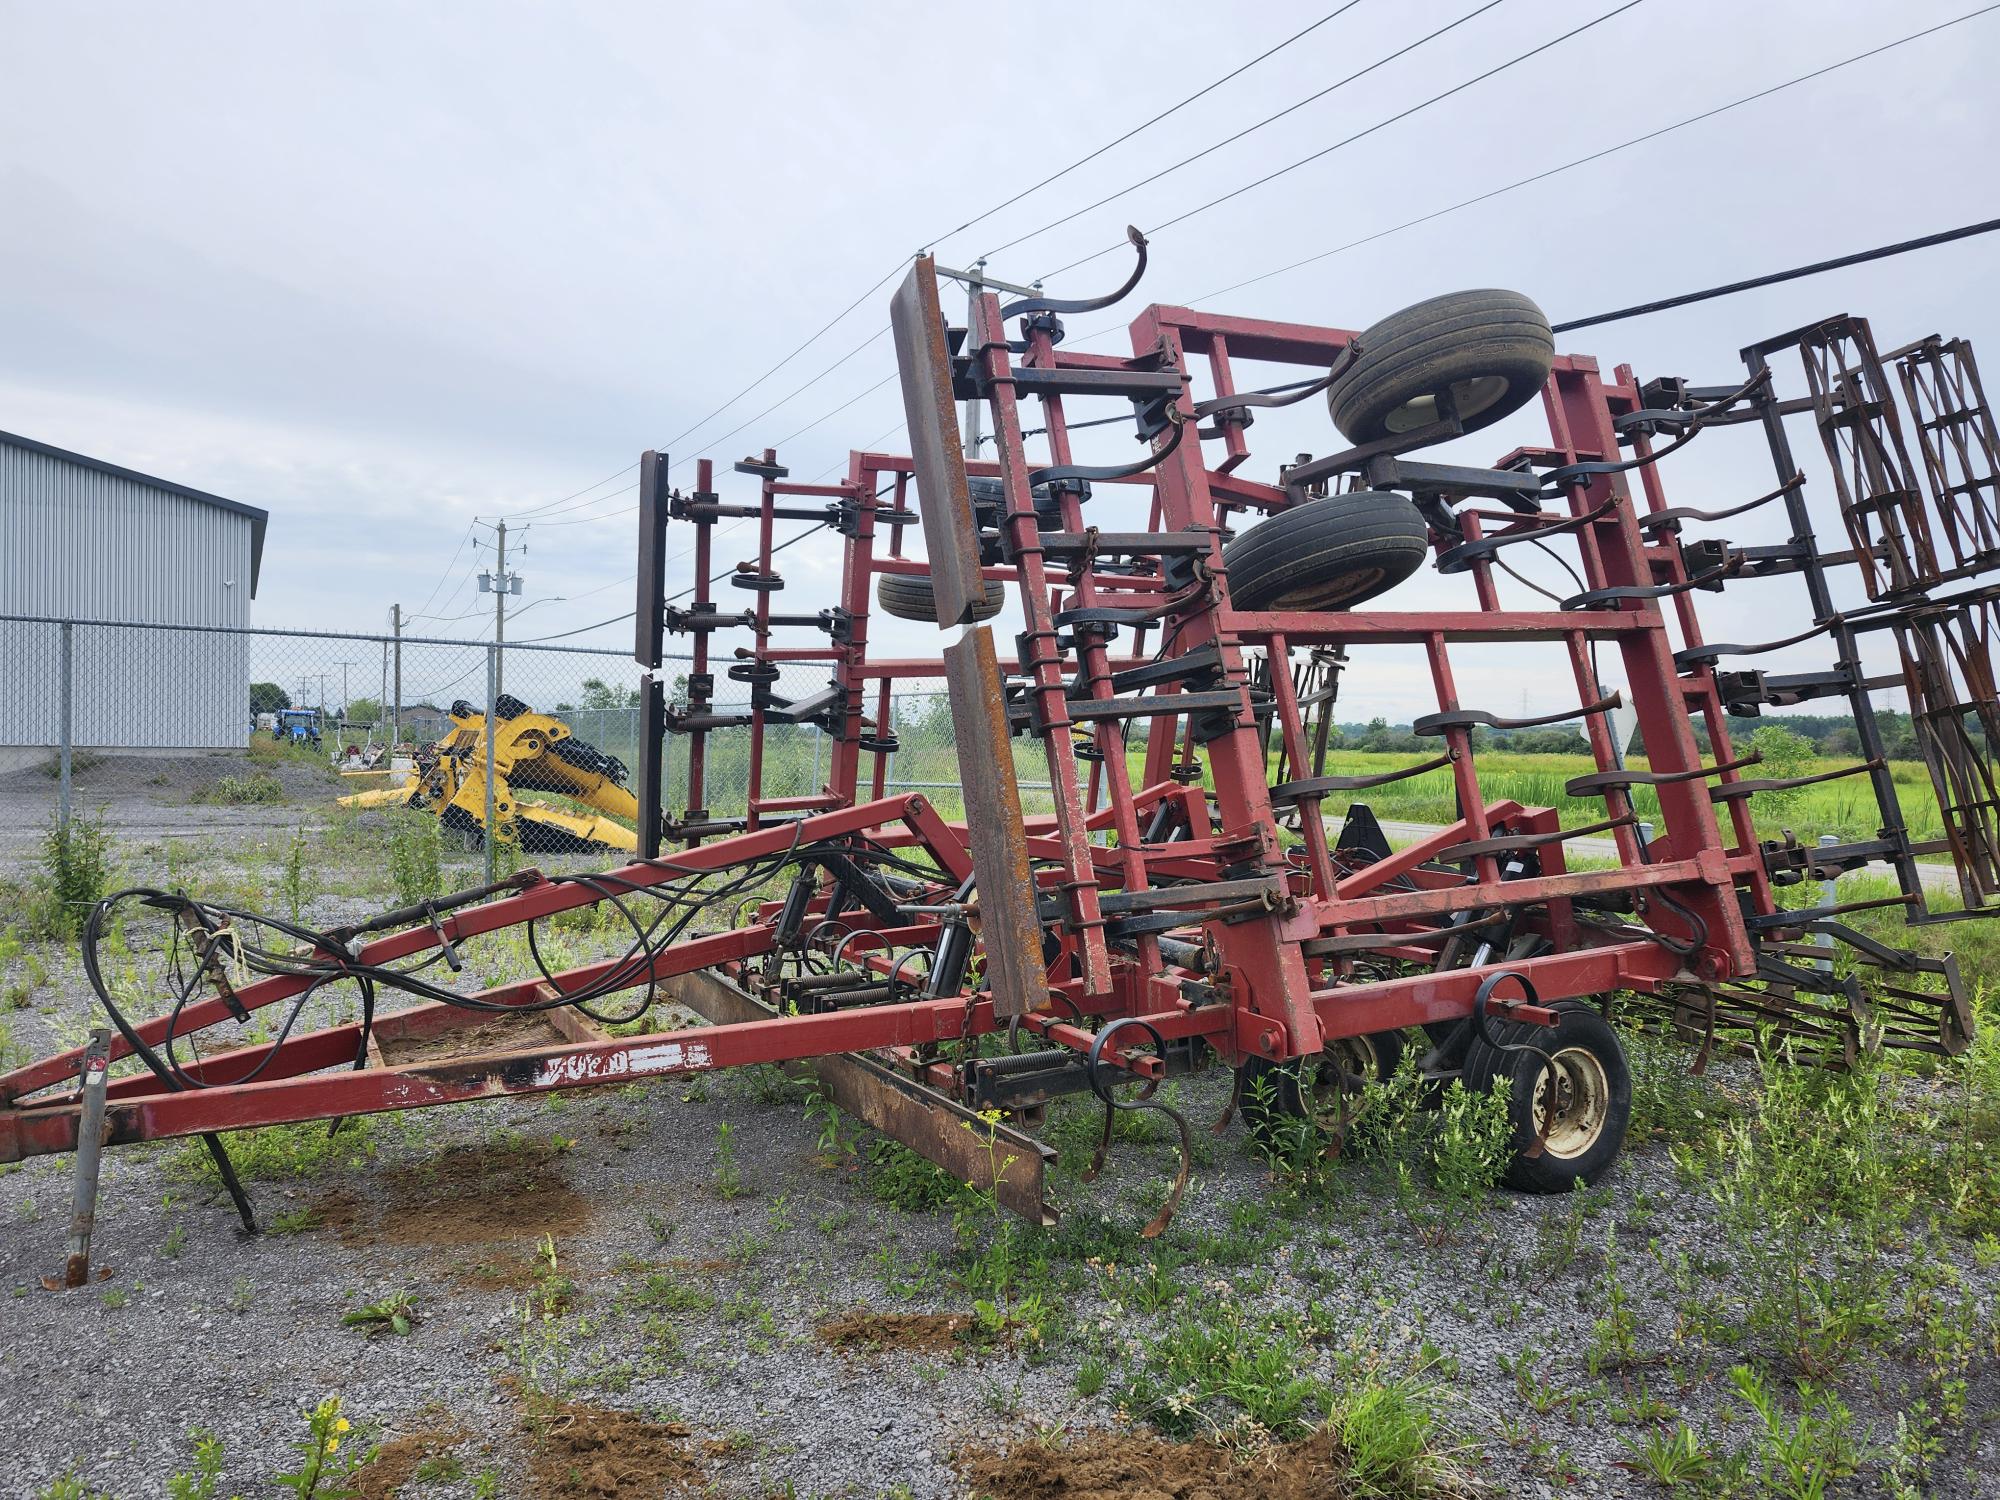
[1532,1046,1609,1160]
[1384,374,1512,433]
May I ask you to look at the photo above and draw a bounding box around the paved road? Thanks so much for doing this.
[1330,815,1966,894]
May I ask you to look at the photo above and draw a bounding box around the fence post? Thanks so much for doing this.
[58,620,74,831]
[1816,832,1839,972]
[484,643,499,886]
[659,706,675,824]
[391,604,403,747]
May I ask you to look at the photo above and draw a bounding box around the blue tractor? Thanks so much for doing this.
[273,708,322,749]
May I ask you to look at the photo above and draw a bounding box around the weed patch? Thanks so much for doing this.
[167,1117,376,1186]
[191,771,286,805]
[33,811,111,939]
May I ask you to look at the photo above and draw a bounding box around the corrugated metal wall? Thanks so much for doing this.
[0,442,256,750]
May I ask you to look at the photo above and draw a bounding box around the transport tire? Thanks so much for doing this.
[1462,999,1630,1192]
[875,572,1006,623]
[1222,491,1430,611]
[1328,289,1554,445]
[1237,1029,1405,1143]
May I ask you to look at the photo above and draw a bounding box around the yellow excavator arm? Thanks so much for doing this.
[340,696,637,854]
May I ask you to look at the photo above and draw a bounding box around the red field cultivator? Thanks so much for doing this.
[9,234,2000,1270]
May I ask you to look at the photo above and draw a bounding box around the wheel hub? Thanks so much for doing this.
[1385,374,1512,433]
[1532,1046,1609,1159]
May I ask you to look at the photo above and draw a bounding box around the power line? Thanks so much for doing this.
[813,417,911,482]
[676,325,890,475]
[981,0,1509,260]
[1554,215,2000,333]
[1039,0,1646,282]
[772,370,900,450]
[653,0,1985,490]
[1164,3,2000,313]
[410,519,478,617]
[646,0,1641,475]
[652,266,908,468]
[408,565,482,624]
[495,343,880,533]
[494,6,1362,531]
[495,473,638,525]
[514,519,830,643]
[931,1,1368,251]
[656,3,1366,462]
[500,461,640,523]
[634,0,1642,474]
[528,496,639,529]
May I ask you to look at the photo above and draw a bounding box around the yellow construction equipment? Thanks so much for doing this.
[339,694,638,853]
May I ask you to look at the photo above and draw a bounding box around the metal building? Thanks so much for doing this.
[0,430,268,769]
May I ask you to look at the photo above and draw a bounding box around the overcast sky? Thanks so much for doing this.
[4,0,1997,720]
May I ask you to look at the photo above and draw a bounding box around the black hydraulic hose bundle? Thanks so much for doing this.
[77,823,951,1097]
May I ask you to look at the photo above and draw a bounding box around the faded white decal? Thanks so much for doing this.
[533,1040,713,1089]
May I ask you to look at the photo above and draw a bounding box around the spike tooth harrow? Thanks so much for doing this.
[8,244,2000,1262]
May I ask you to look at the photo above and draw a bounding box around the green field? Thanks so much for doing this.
[649,735,1951,849]
[1294,748,1950,847]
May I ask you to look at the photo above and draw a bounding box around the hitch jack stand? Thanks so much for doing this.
[59,1027,110,1288]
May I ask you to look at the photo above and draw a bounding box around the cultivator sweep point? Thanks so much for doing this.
[10,243,2000,1260]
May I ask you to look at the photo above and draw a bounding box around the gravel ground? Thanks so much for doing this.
[2,771,1997,1498]
[0,750,346,861]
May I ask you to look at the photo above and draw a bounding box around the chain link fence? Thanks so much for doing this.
[0,614,1068,880]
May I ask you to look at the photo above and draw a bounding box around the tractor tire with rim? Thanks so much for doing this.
[1462,999,1630,1193]
[1328,289,1554,446]
[1222,491,1430,611]
[876,572,1006,623]
[1238,1029,1406,1145]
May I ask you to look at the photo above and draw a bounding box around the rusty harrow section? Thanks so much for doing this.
[8,246,2000,1255]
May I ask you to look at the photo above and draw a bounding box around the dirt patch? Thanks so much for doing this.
[378,1013,578,1065]
[523,1396,700,1498]
[315,1139,594,1249]
[958,1428,1354,1500]
[816,1310,982,1353]
[349,1415,471,1500]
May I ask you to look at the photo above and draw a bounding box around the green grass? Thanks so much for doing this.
[1290,748,1948,845]
[166,1118,376,1184]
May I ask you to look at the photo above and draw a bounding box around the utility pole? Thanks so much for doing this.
[336,660,354,721]
[481,523,523,701]
[494,519,506,699]
[391,603,403,746]
[962,259,986,460]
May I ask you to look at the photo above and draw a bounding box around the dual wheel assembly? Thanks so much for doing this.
[1240,1001,1633,1193]
[883,291,1555,621]
[1225,288,1556,609]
